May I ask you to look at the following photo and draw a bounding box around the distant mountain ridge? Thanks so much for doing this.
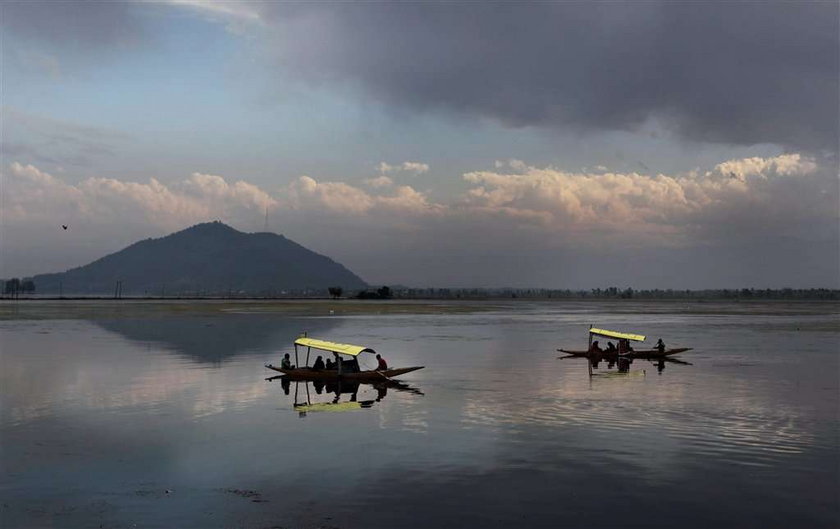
[31,222,367,295]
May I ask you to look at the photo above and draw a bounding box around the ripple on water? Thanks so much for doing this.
[460,392,818,468]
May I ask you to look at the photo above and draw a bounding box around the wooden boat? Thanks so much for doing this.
[558,326,691,376]
[557,347,692,358]
[265,365,424,381]
[266,336,424,381]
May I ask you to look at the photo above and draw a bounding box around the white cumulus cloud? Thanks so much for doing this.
[2,153,835,286]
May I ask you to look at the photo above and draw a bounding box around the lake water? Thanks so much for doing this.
[1,300,838,528]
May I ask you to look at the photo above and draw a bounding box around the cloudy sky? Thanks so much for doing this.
[1,1,838,288]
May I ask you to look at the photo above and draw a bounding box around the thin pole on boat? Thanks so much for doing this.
[294,343,299,369]
[305,347,311,368]
[587,324,593,377]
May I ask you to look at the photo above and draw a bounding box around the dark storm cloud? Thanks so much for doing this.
[265,2,838,151]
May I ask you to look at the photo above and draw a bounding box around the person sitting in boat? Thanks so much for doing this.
[313,355,325,371]
[618,339,634,354]
[325,357,335,370]
[589,340,603,354]
[337,355,360,374]
[376,353,388,371]
[654,338,666,354]
[605,341,617,353]
[281,353,294,370]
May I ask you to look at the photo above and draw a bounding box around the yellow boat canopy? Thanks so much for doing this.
[294,337,376,356]
[589,328,646,342]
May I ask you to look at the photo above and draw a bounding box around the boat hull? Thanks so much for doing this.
[557,347,692,358]
[265,365,424,381]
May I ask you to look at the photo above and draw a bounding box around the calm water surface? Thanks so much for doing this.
[1,300,838,528]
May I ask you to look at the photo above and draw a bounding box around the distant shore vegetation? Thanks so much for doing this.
[0,280,836,301]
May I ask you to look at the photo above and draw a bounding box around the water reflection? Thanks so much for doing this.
[2,302,837,529]
[559,352,694,375]
[267,376,424,417]
[95,315,339,363]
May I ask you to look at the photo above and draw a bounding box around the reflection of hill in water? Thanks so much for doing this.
[95,315,340,363]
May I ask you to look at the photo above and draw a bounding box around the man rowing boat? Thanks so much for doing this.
[654,338,666,354]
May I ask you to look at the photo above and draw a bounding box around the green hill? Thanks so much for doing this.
[31,222,367,296]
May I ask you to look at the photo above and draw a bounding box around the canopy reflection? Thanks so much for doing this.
[267,376,424,417]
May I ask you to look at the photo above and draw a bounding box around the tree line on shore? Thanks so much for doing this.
[381,287,839,300]
[1,278,837,301]
[1,278,36,298]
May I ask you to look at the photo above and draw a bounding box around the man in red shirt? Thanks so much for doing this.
[375,354,388,371]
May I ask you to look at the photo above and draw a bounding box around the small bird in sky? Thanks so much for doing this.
[62,225,68,230]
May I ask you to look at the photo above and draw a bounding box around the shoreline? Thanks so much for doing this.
[1,297,838,322]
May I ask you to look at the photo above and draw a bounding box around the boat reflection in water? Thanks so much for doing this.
[266,375,423,417]
[583,353,693,375]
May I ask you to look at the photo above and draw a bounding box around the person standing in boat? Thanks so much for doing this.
[589,340,603,354]
[605,342,617,354]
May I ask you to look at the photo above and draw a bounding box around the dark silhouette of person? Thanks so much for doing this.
[343,357,360,373]
[654,339,666,354]
[281,353,293,370]
[618,339,627,355]
[376,354,388,371]
[313,355,325,371]
[605,342,616,353]
[590,340,602,354]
